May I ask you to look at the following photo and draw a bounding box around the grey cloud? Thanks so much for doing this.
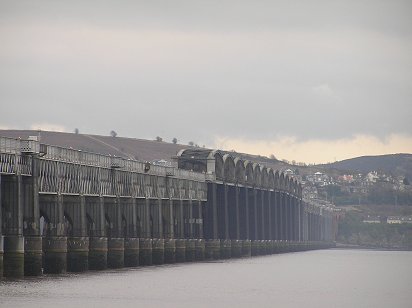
[0,0,411,147]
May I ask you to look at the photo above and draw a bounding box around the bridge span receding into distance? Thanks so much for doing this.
[0,136,339,278]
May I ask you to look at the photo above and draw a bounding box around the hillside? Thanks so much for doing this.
[320,154,412,178]
[0,130,287,169]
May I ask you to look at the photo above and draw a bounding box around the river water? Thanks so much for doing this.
[1,249,411,308]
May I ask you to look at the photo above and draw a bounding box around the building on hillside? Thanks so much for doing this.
[387,216,402,224]
[362,215,381,224]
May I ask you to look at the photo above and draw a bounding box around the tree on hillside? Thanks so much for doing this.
[74,128,79,134]
[403,177,410,185]
[188,141,194,146]
[110,130,117,137]
[172,138,177,144]
[155,136,163,142]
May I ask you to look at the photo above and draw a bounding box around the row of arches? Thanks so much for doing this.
[177,149,301,195]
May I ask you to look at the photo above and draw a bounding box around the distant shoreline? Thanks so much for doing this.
[335,242,412,251]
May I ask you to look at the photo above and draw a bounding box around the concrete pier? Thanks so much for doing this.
[205,239,220,260]
[241,240,251,257]
[164,239,176,263]
[43,236,67,274]
[185,239,196,262]
[24,236,42,276]
[152,239,165,265]
[124,238,139,267]
[3,235,24,277]
[107,238,124,268]
[0,236,3,277]
[220,239,231,259]
[231,240,242,258]
[88,237,108,270]
[139,238,153,266]
[195,239,205,261]
[175,239,186,263]
[251,240,260,256]
[67,237,89,272]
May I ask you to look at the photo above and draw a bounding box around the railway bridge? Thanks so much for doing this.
[0,136,338,277]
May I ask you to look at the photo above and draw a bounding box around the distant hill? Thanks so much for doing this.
[320,154,412,178]
[0,129,286,169]
[0,130,188,162]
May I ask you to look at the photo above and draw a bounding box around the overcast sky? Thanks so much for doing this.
[1,1,411,163]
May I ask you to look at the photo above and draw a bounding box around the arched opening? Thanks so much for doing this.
[235,158,245,184]
[223,154,236,183]
[245,161,254,185]
[39,210,50,237]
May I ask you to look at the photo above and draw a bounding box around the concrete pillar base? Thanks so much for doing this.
[164,239,176,264]
[251,240,260,256]
[89,237,108,270]
[185,239,196,262]
[124,238,139,267]
[0,236,3,278]
[67,237,89,272]
[195,239,205,261]
[175,239,186,263]
[24,236,42,276]
[205,239,220,260]
[241,240,251,257]
[152,239,165,265]
[3,235,25,277]
[230,240,242,258]
[139,238,152,266]
[220,239,231,259]
[43,236,67,274]
[107,238,124,268]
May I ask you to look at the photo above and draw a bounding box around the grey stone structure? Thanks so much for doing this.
[0,136,338,277]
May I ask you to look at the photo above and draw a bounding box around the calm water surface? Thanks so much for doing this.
[1,249,411,308]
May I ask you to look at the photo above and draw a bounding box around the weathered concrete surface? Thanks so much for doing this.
[24,236,42,276]
[89,237,108,270]
[164,239,176,264]
[67,237,89,272]
[139,238,152,266]
[152,239,165,265]
[205,239,220,260]
[124,238,139,267]
[107,238,124,268]
[195,239,205,261]
[43,236,67,274]
[175,239,186,263]
[3,236,24,277]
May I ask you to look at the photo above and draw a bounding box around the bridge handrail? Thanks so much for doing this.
[0,136,22,154]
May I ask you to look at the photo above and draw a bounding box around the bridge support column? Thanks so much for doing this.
[231,239,242,258]
[39,194,67,274]
[88,197,107,270]
[0,235,3,277]
[195,239,205,261]
[152,238,165,265]
[185,238,196,262]
[2,175,25,277]
[175,239,186,262]
[205,239,220,260]
[43,236,67,273]
[23,157,42,276]
[164,238,176,263]
[241,239,251,257]
[124,237,139,267]
[89,237,107,270]
[139,238,152,265]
